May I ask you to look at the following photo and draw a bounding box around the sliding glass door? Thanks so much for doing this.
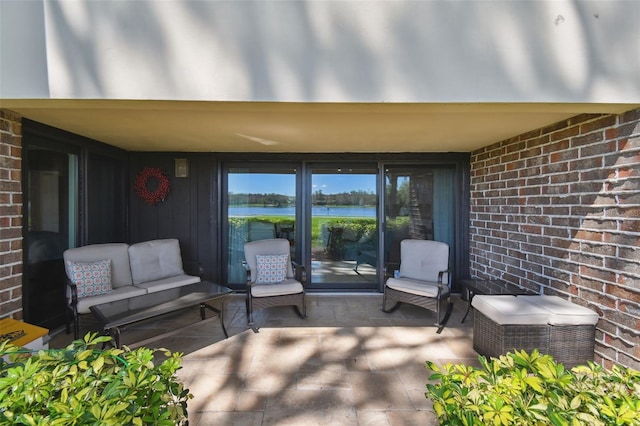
[224,163,380,290]
[226,166,298,284]
[307,165,378,290]
[223,163,457,290]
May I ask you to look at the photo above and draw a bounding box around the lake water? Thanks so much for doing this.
[229,206,376,217]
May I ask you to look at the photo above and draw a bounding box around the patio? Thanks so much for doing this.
[50,293,477,425]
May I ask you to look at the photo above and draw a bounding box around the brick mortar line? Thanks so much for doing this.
[471,225,640,234]
[478,174,640,183]
[586,320,636,341]
[467,254,640,282]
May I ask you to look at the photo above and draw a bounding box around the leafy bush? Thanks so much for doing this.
[0,333,192,425]
[426,349,640,426]
[386,216,409,233]
[323,218,376,239]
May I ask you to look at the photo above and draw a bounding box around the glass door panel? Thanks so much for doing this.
[384,166,455,271]
[26,147,78,329]
[226,167,297,285]
[309,166,378,289]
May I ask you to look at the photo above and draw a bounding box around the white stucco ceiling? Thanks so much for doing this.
[3,100,638,152]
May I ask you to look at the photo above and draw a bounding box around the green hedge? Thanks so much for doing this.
[228,216,377,244]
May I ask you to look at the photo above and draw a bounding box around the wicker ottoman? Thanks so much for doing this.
[472,295,550,359]
[522,296,599,368]
[472,295,599,368]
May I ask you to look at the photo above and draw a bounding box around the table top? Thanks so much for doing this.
[462,279,536,296]
[90,281,233,329]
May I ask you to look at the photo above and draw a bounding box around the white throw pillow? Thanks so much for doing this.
[255,254,289,284]
[66,259,112,298]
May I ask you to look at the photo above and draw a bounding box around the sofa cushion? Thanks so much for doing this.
[66,259,112,298]
[76,286,147,314]
[64,243,133,288]
[135,274,201,293]
[128,239,186,284]
[471,295,549,325]
[255,254,289,283]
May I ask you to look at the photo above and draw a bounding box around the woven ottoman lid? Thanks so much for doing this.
[520,296,599,326]
[471,295,549,325]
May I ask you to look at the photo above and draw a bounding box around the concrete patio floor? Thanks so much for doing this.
[50,293,479,425]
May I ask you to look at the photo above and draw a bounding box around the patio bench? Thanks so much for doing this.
[63,238,200,338]
[472,295,599,368]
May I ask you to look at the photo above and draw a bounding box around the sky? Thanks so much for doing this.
[229,173,377,196]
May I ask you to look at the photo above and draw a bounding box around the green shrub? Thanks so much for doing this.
[426,349,640,426]
[0,333,192,425]
[323,218,376,238]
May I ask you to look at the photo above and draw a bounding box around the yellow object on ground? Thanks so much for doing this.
[0,318,49,350]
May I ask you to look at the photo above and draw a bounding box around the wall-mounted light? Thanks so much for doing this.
[175,158,189,178]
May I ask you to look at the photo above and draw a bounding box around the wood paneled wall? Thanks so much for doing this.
[129,154,217,281]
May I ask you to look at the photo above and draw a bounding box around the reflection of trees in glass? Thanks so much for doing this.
[231,190,376,207]
[312,190,375,206]
[386,172,434,240]
[313,189,327,205]
[394,180,410,208]
[229,192,292,206]
[387,177,410,218]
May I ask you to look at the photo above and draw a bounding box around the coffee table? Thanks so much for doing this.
[461,279,536,323]
[90,281,233,348]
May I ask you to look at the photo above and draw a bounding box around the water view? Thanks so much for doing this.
[229,206,376,217]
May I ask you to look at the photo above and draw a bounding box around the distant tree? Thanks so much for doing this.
[233,190,375,207]
[313,189,327,205]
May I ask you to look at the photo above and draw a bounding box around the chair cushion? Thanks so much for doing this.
[256,254,289,283]
[399,240,449,282]
[76,285,147,314]
[471,295,549,325]
[386,277,444,298]
[64,243,133,288]
[128,239,185,284]
[244,239,294,283]
[135,274,201,293]
[251,279,303,297]
[66,259,112,298]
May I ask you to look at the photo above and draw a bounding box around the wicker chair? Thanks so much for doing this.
[382,239,453,333]
[243,238,306,327]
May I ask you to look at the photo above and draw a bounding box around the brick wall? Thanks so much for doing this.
[0,109,23,319]
[470,108,640,370]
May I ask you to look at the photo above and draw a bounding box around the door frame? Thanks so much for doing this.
[304,162,380,291]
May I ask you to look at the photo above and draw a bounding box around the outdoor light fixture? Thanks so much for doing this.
[175,158,189,178]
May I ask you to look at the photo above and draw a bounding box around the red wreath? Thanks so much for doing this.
[134,167,170,205]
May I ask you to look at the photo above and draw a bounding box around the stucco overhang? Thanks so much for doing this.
[2,0,639,152]
[2,100,637,152]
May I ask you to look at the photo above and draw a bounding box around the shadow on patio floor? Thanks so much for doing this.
[50,293,479,425]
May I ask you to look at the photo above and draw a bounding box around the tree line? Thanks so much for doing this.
[229,190,376,207]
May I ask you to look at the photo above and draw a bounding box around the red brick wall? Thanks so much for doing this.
[470,108,640,370]
[0,110,23,319]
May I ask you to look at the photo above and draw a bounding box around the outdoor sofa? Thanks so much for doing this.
[63,238,200,338]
